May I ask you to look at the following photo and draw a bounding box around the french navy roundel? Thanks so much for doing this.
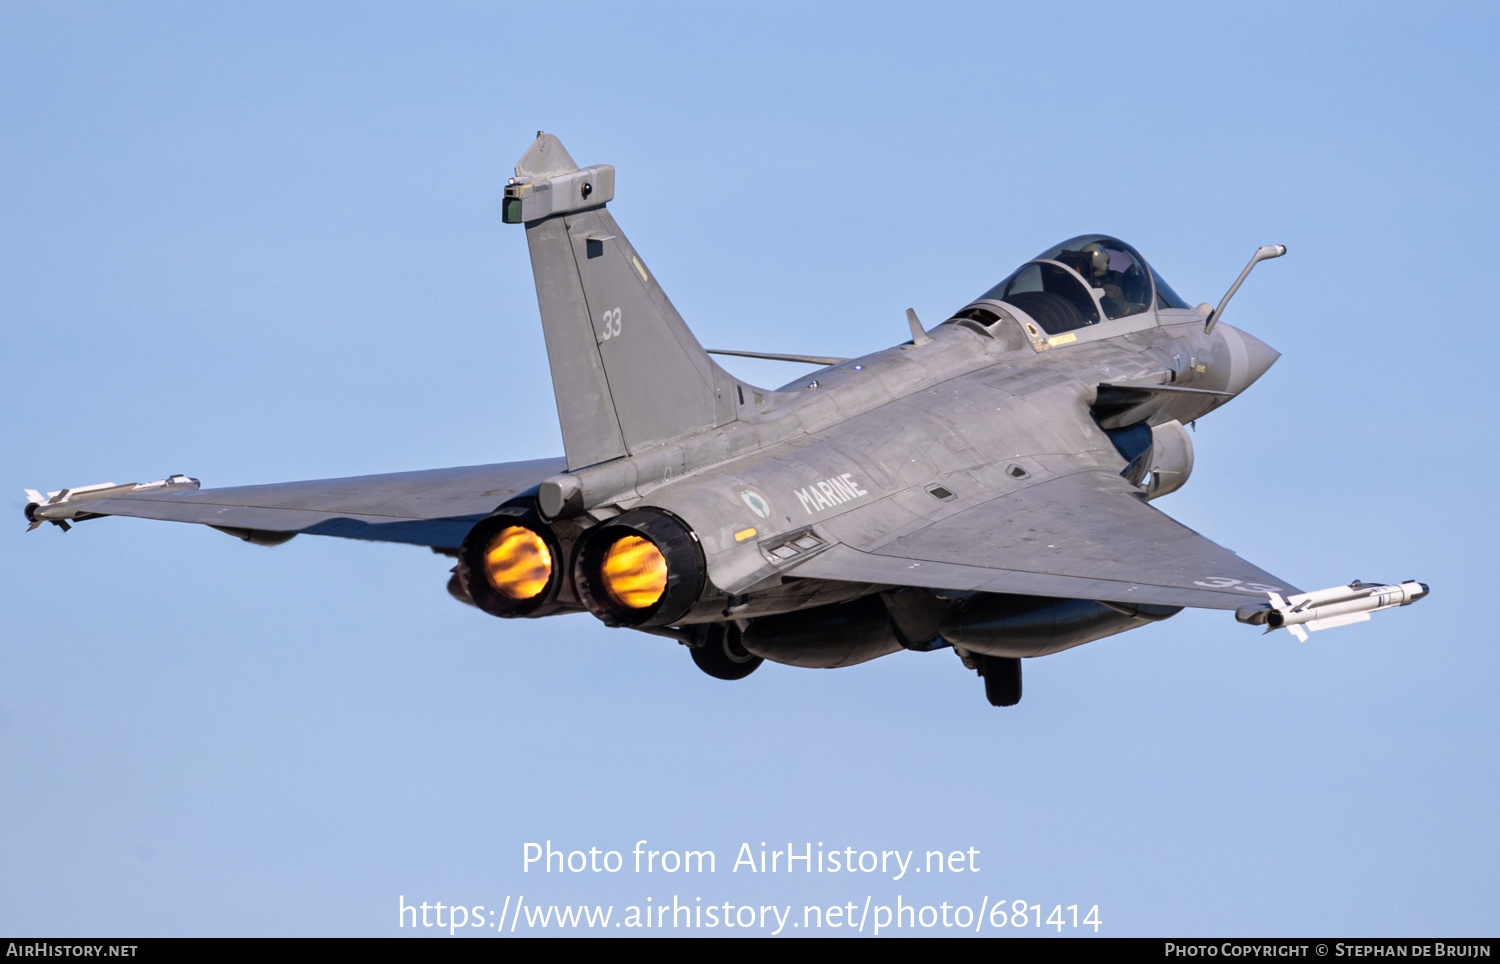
[740,490,771,519]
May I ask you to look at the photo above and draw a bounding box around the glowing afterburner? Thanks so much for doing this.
[600,535,668,609]
[484,525,553,600]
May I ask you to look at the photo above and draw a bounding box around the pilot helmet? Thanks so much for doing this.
[1082,242,1111,280]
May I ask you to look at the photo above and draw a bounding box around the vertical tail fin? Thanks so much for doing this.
[505,133,740,470]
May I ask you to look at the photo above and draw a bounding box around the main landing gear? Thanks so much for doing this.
[689,623,762,681]
[955,647,1024,706]
[978,655,1022,707]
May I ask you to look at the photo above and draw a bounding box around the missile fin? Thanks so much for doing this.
[1306,612,1371,632]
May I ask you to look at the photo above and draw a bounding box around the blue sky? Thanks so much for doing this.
[2,1,1496,936]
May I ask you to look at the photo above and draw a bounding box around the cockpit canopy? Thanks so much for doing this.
[971,235,1190,336]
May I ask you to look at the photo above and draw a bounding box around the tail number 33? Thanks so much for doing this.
[598,307,622,342]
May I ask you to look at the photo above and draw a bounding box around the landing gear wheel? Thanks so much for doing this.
[690,623,763,681]
[979,655,1022,706]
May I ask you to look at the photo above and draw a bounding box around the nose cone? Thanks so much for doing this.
[1219,325,1281,394]
[1240,329,1281,391]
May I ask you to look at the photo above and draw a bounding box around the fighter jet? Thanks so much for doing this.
[24,133,1429,706]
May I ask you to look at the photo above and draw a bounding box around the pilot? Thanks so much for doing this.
[1081,242,1127,308]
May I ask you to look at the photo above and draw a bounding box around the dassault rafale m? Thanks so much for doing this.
[24,133,1429,706]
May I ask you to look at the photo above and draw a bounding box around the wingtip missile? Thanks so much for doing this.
[24,474,200,531]
[1236,580,1429,639]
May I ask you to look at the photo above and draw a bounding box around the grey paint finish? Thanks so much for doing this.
[515,131,739,467]
[512,133,629,469]
[29,132,1423,690]
[1091,383,1234,429]
[624,322,1289,611]
[562,207,729,451]
[524,213,629,470]
[514,132,578,179]
[792,471,1289,611]
[52,460,564,549]
[707,349,849,367]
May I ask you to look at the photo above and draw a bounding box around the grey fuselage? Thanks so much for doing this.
[546,304,1278,626]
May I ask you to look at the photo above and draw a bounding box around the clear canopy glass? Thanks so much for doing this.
[1033,235,1153,320]
[980,262,1101,335]
[974,235,1191,333]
